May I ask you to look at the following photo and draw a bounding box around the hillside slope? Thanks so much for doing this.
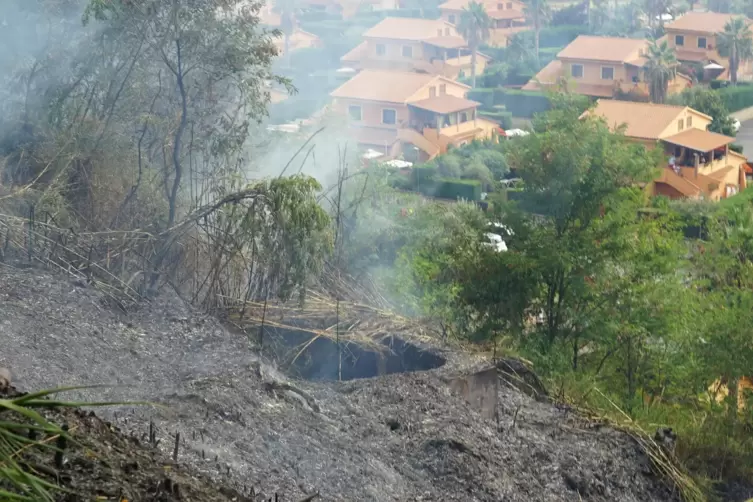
[0,264,680,501]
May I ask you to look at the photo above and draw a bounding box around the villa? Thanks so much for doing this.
[330,69,499,161]
[523,35,691,99]
[439,0,529,46]
[340,17,491,79]
[583,99,747,200]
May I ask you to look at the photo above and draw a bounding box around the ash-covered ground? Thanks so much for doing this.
[0,263,682,501]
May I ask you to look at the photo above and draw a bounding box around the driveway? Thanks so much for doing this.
[735,119,753,155]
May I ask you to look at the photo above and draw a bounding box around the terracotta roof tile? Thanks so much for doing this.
[341,41,368,62]
[585,99,686,139]
[665,11,751,34]
[409,95,480,114]
[331,70,441,102]
[423,36,468,49]
[523,59,562,87]
[675,49,708,62]
[663,128,735,151]
[363,18,457,41]
[557,35,647,63]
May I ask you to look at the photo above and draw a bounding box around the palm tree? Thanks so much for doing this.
[643,39,677,103]
[458,2,491,88]
[274,0,298,67]
[524,0,550,65]
[717,16,753,85]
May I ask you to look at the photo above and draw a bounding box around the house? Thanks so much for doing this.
[664,11,753,80]
[439,0,529,46]
[583,99,747,200]
[522,35,691,99]
[340,17,491,79]
[330,69,499,161]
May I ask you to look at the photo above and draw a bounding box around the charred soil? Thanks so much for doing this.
[0,264,684,501]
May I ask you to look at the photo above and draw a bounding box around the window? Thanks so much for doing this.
[437,29,443,36]
[429,86,437,98]
[601,66,614,80]
[376,44,386,56]
[698,37,707,49]
[402,45,413,58]
[506,2,512,7]
[382,109,396,125]
[497,3,503,8]
[445,27,450,35]
[677,119,684,131]
[687,116,693,128]
[675,35,684,46]
[440,84,447,95]
[448,14,456,23]
[571,63,584,78]
[348,105,362,121]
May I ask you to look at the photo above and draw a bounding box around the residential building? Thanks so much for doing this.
[439,0,529,46]
[330,69,499,161]
[522,35,691,98]
[664,11,753,80]
[340,17,491,79]
[583,99,747,200]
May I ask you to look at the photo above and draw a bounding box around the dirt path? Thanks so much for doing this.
[0,263,680,501]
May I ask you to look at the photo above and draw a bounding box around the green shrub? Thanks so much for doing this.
[410,164,438,186]
[420,178,482,201]
[730,143,744,154]
[480,110,513,129]
[504,90,551,117]
[492,87,507,105]
[718,85,753,112]
[467,88,495,110]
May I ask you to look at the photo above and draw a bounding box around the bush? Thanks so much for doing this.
[493,87,507,105]
[467,88,495,110]
[429,178,483,201]
[504,90,551,118]
[479,110,514,129]
[410,164,438,186]
[730,143,744,154]
[718,85,753,112]
[550,1,587,26]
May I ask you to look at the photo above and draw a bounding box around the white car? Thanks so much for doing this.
[733,118,741,132]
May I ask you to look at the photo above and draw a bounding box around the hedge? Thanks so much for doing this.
[421,178,482,201]
[479,110,513,129]
[503,89,551,118]
[467,88,495,110]
[410,164,438,186]
[718,84,753,112]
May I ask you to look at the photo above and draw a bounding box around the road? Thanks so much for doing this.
[735,119,753,155]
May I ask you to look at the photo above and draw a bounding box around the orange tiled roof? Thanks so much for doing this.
[585,99,688,139]
[331,69,463,102]
[363,18,456,41]
[665,11,751,34]
[409,95,480,114]
[341,41,368,62]
[557,35,647,63]
[662,128,736,151]
[675,49,709,62]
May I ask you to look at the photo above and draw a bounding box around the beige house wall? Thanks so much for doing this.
[656,110,712,138]
[334,98,410,129]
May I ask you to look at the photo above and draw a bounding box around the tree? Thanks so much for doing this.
[717,16,753,85]
[458,2,491,88]
[644,38,677,104]
[275,0,299,68]
[673,87,737,135]
[524,0,550,65]
[501,94,662,353]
